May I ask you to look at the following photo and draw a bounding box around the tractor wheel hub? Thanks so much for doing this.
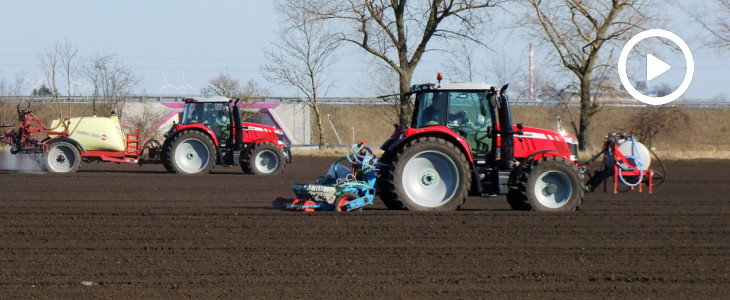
[546,183,558,195]
[421,172,437,186]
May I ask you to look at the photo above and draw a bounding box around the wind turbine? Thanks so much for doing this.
[69,80,81,96]
[83,82,94,96]
[23,73,44,95]
[159,71,176,94]
[177,71,195,94]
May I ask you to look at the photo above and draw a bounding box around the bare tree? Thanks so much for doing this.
[689,0,730,49]
[202,73,268,121]
[441,39,480,82]
[85,54,140,119]
[59,40,81,98]
[368,61,401,125]
[39,42,63,116]
[525,0,656,150]
[630,106,691,147]
[317,0,500,127]
[0,73,28,127]
[201,71,242,98]
[0,73,7,127]
[263,0,341,149]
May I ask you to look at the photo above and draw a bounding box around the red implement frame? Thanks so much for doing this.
[611,143,653,194]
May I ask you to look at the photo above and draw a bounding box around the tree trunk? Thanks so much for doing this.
[577,77,592,151]
[312,103,326,149]
[397,71,413,128]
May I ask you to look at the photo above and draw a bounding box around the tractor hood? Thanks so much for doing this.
[498,124,579,162]
[242,122,284,135]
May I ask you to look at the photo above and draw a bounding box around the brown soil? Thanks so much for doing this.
[0,157,728,298]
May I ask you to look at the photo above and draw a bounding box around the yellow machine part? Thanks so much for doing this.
[48,116,126,151]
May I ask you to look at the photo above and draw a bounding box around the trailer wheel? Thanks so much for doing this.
[167,131,215,174]
[45,141,80,173]
[507,156,584,211]
[241,142,285,175]
[379,137,470,211]
[334,192,362,212]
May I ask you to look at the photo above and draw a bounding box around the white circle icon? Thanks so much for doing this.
[618,29,694,105]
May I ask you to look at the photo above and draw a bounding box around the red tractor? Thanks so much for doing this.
[378,76,584,211]
[161,96,291,175]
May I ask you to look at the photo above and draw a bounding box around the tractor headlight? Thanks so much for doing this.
[277,132,289,147]
[563,136,579,162]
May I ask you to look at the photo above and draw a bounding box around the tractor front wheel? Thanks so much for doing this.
[379,137,471,211]
[167,131,215,174]
[241,142,285,175]
[45,141,80,173]
[507,156,584,211]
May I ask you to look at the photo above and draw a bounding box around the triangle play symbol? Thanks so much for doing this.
[646,54,671,81]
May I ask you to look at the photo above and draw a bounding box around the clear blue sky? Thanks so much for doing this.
[0,0,728,100]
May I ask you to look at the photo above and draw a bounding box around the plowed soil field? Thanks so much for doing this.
[0,157,728,298]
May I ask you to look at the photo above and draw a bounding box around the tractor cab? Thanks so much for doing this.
[166,96,290,175]
[410,82,496,162]
[180,97,232,145]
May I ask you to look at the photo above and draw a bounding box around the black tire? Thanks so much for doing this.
[507,156,584,211]
[378,136,471,211]
[44,141,80,173]
[166,131,216,174]
[376,150,405,210]
[161,138,174,172]
[334,192,363,212]
[241,142,285,175]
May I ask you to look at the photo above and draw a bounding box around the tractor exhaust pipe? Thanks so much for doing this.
[495,84,517,171]
[232,98,244,151]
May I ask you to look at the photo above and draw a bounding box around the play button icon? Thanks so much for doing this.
[618,29,694,105]
[646,54,671,81]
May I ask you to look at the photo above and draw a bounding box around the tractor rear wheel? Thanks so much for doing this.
[241,142,285,175]
[161,139,174,172]
[379,137,470,211]
[45,141,80,173]
[507,156,584,211]
[167,131,215,174]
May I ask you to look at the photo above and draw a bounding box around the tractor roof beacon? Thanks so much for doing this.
[161,97,292,175]
[378,75,584,212]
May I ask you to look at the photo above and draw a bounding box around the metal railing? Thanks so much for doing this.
[2,95,729,109]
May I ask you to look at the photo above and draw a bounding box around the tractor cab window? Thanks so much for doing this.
[415,91,448,127]
[201,103,229,128]
[180,102,231,143]
[182,102,229,127]
[413,90,493,157]
[181,102,203,125]
[446,91,492,156]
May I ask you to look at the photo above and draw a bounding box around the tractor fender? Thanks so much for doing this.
[170,124,220,147]
[245,138,291,163]
[45,137,87,153]
[508,149,560,186]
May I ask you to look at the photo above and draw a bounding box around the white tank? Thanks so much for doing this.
[48,116,126,151]
[616,138,651,171]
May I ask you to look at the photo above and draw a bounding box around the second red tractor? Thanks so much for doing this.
[162,96,292,175]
